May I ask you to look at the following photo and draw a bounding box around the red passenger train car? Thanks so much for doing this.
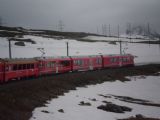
[1,59,39,82]
[102,54,134,68]
[37,57,72,75]
[71,55,103,71]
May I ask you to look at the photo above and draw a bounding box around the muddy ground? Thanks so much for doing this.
[0,64,160,120]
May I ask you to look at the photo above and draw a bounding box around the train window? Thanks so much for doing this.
[78,60,83,65]
[110,58,113,63]
[60,60,70,66]
[129,57,132,61]
[78,60,80,65]
[76,60,78,65]
[115,58,117,62]
[8,66,12,71]
[119,58,122,62]
[13,65,17,71]
[23,64,26,69]
[50,62,55,67]
[96,58,102,64]
[46,62,55,68]
[31,64,34,69]
[5,65,12,71]
[27,64,30,69]
[39,62,43,68]
[47,62,50,68]
[74,60,78,65]
[110,58,117,63]
[18,64,22,70]
[122,58,128,62]
[5,66,9,71]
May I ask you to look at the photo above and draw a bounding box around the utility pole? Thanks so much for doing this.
[118,25,122,55]
[8,39,12,59]
[66,42,69,56]
[120,40,122,55]
[102,24,104,36]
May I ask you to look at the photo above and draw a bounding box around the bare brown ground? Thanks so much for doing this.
[0,64,160,120]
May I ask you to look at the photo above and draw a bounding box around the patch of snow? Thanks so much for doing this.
[30,76,160,120]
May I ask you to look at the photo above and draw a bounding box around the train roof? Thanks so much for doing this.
[102,54,133,57]
[70,55,102,58]
[1,58,37,64]
[0,54,134,63]
[35,56,71,61]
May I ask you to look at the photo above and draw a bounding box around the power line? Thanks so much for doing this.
[102,24,107,36]
[58,20,64,32]
[109,24,111,37]
[66,42,69,56]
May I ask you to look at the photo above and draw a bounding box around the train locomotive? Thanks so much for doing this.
[0,54,134,83]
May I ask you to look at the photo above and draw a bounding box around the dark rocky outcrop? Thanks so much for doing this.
[15,41,25,46]
[79,101,91,106]
[97,103,132,113]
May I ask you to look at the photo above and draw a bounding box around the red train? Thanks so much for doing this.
[0,54,134,83]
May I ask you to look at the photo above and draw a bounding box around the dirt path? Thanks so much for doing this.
[0,64,160,120]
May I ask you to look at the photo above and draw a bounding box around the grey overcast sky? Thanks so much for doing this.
[0,0,160,33]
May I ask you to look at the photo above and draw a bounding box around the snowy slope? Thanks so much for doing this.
[0,35,160,64]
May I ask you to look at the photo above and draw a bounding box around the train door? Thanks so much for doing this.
[89,58,93,70]
[119,56,122,67]
[56,64,59,73]
[55,61,59,73]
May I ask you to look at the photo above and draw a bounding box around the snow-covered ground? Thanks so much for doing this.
[30,75,160,120]
[0,35,160,65]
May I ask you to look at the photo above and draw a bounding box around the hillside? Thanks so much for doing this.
[0,25,96,39]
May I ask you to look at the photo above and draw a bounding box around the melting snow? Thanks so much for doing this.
[30,75,160,120]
